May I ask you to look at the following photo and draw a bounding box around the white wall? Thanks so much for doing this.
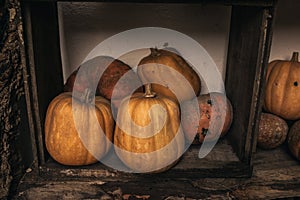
[58,2,231,87]
[58,1,300,90]
[269,0,300,61]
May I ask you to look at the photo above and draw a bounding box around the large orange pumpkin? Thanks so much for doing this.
[137,48,201,102]
[264,52,300,120]
[114,84,185,173]
[181,92,233,143]
[45,91,114,166]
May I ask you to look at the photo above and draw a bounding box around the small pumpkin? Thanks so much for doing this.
[257,113,288,149]
[64,56,143,111]
[264,52,300,120]
[288,120,300,160]
[137,48,201,102]
[114,84,185,173]
[181,92,233,143]
[45,91,114,166]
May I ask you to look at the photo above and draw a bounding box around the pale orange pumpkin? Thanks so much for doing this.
[137,48,201,102]
[45,91,114,166]
[114,84,185,173]
[264,52,300,120]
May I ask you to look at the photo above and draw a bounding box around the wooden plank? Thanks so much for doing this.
[37,139,251,179]
[21,1,64,164]
[225,6,275,164]
[21,0,276,7]
[21,2,41,169]
[14,145,300,199]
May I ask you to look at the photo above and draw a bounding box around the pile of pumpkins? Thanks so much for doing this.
[44,48,233,172]
[259,52,300,161]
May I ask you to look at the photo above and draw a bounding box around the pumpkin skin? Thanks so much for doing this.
[264,52,300,120]
[64,56,143,110]
[114,84,185,173]
[45,92,114,166]
[288,120,300,160]
[257,113,288,149]
[137,48,201,102]
[181,92,233,143]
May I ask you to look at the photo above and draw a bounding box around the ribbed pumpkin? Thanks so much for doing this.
[114,84,185,173]
[288,120,300,160]
[45,91,114,166]
[137,48,201,102]
[181,92,233,143]
[264,52,300,120]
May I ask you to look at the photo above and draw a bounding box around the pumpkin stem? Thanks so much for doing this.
[76,88,94,103]
[150,48,161,57]
[144,84,156,98]
[291,52,299,62]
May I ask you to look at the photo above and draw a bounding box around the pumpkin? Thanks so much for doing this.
[45,91,114,166]
[64,56,143,111]
[288,120,300,160]
[181,92,233,143]
[137,48,201,102]
[114,84,185,173]
[257,113,288,149]
[264,52,300,120]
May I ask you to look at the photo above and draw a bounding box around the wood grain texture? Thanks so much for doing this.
[14,146,300,199]
[21,1,65,165]
[21,0,277,7]
[35,139,251,179]
[225,5,275,165]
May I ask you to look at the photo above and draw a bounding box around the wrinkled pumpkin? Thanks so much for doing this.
[257,113,288,149]
[264,52,300,120]
[45,91,114,166]
[64,56,143,111]
[137,48,201,102]
[181,92,233,143]
[288,120,300,160]
[114,84,185,173]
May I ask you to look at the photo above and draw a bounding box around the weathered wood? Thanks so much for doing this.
[37,139,252,179]
[14,146,300,199]
[21,1,64,165]
[21,0,277,7]
[225,5,275,165]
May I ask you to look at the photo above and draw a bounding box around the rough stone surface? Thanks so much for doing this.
[0,0,26,199]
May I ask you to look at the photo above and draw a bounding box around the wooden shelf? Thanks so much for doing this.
[21,0,277,179]
[22,0,276,7]
[38,139,252,180]
[15,144,300,199]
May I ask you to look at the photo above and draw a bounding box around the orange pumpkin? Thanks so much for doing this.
[45,91,114,166]
[137,48,201,102]
[114,84,185,173]
[264,52,300,120]
[181,92,233,143]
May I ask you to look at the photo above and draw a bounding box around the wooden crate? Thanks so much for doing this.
[20,0,277,179]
